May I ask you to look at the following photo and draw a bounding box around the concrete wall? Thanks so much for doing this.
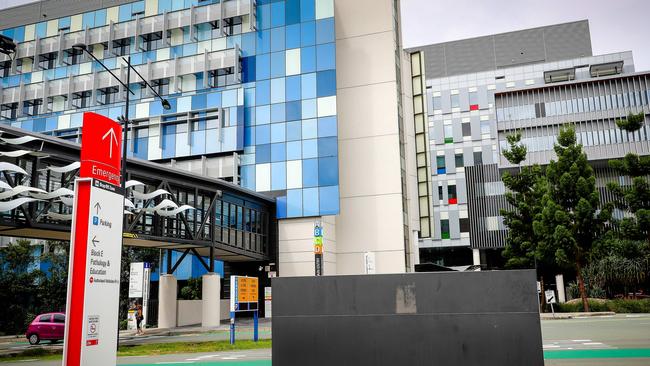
[333,0,409,274]
[272,270,544,366]
[278,216,336,277]
[177,300,202,327]
[277,0,418,276]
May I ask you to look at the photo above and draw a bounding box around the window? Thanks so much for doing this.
[141,32,163,51]
[480,121,490,136]
[38,52,57,70]
[63,48,83,65]
[462,122,471,137]
[432,95,441,110]
[112,38,131,56]
[454,153,464,168]
[459,218,470,233]
[444,124,453,143]
[53,314,65,323]
[473,151,483,165]
[0,103,18,120]
[47,95,67,112]
[72,91,92,109]
[451,94,460,108]
[469,91,478,110]
[23,99,42,116]
[448,185,457,204]
[440,219,450,239]
[152,79,170,96]
[38,315,52,323]
[0,61,9,77]
[486,216,500,231]
[534,102,546,118]
[436,155,446,174]
[219,16,243,36]
[97,87,119,105]
[438,185,443,200]
[209,67,235,88]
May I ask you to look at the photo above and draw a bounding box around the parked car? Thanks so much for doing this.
[25,312,65,345]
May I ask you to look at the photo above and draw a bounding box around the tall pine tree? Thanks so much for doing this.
[534,126,611,312]
[501,132,547,269]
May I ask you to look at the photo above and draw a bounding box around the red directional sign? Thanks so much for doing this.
[63,112,124,366]
[79,112,122,186]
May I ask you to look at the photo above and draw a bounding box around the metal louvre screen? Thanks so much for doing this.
[272,270,544,366]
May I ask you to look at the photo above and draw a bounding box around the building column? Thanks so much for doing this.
[555,274,566,303]
[472,249,481,266]
[201,272,221,327]
[158,274,177,329]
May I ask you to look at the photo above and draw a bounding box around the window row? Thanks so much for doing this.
[436,151,484,174]
[499,122,650,153]
[496,77,650,122]
[439,218,470,239]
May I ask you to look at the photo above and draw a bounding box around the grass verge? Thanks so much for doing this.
[117,339,272,357]
[0,339,272,363]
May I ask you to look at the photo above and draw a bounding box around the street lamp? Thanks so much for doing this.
[71,43,170,189]
[72,42,170,348]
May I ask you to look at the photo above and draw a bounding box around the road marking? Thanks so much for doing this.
[545,348,650,359]
[543,345,560,348]
[156,362,194,364]
[583,342,604,346]
[572,339,591,342]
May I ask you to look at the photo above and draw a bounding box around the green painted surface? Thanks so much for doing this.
[120,361,271,366]
[545,348,650,359]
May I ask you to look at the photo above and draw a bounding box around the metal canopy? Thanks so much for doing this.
[0,123,275,262]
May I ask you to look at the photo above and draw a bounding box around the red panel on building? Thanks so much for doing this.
[470,104,479,111]
[449,198,458,205]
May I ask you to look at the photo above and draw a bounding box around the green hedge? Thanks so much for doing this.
[556,299,650,313]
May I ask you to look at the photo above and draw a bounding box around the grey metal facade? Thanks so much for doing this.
[406,20,593,79]
[465,72,650,250]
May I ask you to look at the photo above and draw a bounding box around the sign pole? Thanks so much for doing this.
[229,312,236,345]
[253,310,259,342]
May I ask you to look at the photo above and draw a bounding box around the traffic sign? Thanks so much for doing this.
[545,290,556,304]
[63,113,124,366]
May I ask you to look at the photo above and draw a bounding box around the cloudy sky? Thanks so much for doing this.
[2,0,649,70]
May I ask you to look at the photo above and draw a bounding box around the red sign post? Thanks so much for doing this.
[63,112,125,366]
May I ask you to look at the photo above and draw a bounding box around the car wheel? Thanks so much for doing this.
[28,334,40,345]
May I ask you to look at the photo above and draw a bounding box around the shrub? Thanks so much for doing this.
[555,298,650,313]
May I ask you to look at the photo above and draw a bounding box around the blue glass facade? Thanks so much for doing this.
[0,0,339,219]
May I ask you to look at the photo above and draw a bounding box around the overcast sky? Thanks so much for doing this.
[2,0,649,71]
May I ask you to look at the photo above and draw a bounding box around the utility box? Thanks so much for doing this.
[272,270,543,366]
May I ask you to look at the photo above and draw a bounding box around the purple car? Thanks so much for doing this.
[25,312,65,345]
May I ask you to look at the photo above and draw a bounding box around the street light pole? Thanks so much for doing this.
[72,43,170,349]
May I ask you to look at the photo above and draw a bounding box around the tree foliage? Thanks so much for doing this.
[615,111,646,132]
[500,132,547,269]
[532,126,611,311]
[607,153,650,242]
[0,240,69,335]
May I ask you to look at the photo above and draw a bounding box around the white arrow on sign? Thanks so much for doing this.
[102,128,119,159]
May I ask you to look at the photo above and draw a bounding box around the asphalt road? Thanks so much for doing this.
[542,314,650,366]
[2,314,648,365]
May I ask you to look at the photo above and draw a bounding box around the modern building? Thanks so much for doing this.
[407,20,649,268]
[0,0,420,278]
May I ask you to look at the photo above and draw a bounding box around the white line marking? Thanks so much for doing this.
[543,345,560,348]
[572,339,591,342]
[583,342,604,346]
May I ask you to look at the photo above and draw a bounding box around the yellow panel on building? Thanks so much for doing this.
[46,19,58,37]
[106,6,120,24]
[145,0,159,17]
[70,15,83,32]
